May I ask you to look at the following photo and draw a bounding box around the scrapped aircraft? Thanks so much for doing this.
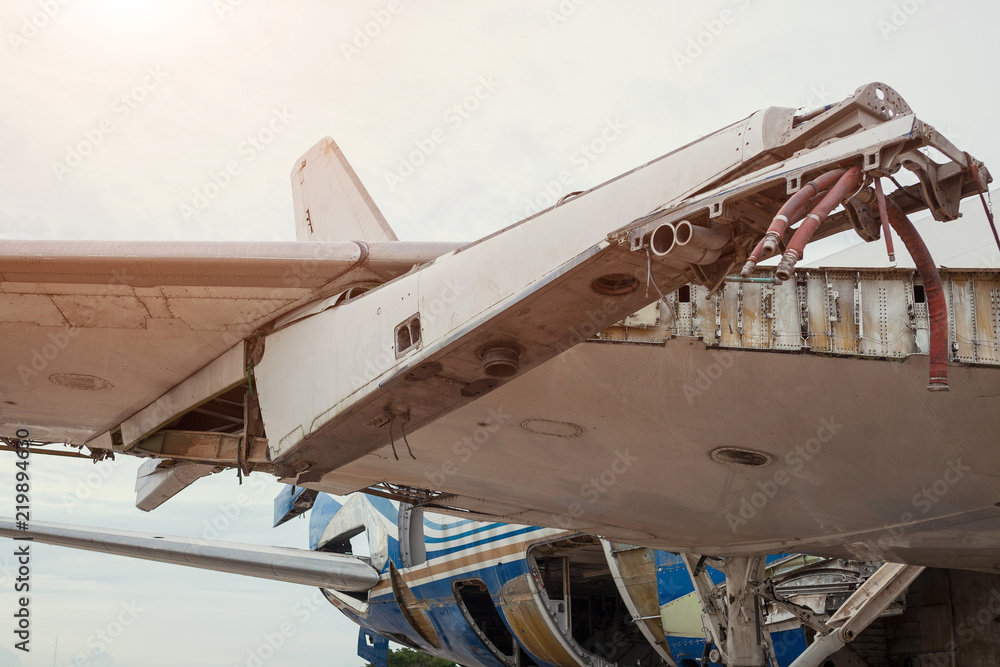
[1,486,911,666]
[2,82,999,666]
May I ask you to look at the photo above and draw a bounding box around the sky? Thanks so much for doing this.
[1,0,999,665]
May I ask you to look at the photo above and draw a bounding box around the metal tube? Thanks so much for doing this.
[649,221,725,264]
[648,223,677,256]
[786,631,846,667]
[668,244,723,264]
[725,276,777,284]
[674,220,731,249]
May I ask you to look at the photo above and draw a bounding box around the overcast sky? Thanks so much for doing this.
[2,1,999,665]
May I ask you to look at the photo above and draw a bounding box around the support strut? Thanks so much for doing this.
[788,563,924,667]
[682,555,771,667]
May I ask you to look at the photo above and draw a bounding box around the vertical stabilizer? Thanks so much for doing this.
[291,138,398,242]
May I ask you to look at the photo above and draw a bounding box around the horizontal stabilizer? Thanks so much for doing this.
[0,519,379,592]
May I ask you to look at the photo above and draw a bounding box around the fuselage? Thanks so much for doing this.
[310,493,811,667]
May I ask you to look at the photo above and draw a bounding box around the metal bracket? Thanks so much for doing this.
[844,193,882,242]
[736,283,745,338]
[826,280,841,324]
[752,579,830,634]
[854,273,864,349]
[715,287,723,341]
[796,273,810,343]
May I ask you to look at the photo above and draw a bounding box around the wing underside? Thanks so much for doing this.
[0,240,460,444]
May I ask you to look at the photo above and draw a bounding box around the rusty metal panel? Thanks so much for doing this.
[805,272,832,352]
[736,283,771,349]
[622,301,660,329]
[674,292,695,338]
[499,575,582,666]
[822,271,861,356]
[718,283,743,348]
[857,273,912,359]
[771,277,804,350]
[597,326,668,345]
[741,282,771,349]
[972,273,1000,364]
[389,563,441,650]
[692,286,716,341]
[947,273,979,363]
[604,543,673,662]
[596,268,999,369]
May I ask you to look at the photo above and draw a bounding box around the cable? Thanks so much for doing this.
[400,416,416,460]
[387,418,400,461]
[236,435,244,485]
[965,153,1000,254]
[888,176,926,207]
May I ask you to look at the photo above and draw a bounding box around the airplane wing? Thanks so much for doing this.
[0,239,459,446]
[0,517,379,592]
[3,83,998,578]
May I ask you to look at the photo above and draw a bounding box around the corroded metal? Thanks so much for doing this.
[598,268,1000,368]
[499,574,583,666]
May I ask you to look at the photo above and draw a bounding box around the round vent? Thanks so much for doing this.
[519,419,584,438]
[710,447,772,468]
[591,273,640,296]
[49,373,113,391]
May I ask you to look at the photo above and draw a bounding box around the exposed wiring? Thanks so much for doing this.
[387,418,400,461]
[646,246,677,319]
[236,435,244,485]
[400,416,416,460]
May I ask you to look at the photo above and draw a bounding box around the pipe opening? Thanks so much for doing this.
[674,221,693,245]
[649,224,675,256]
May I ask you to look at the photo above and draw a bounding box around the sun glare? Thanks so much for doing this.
[78,0,204,35]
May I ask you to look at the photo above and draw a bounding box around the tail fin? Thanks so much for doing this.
[291,137,398,242]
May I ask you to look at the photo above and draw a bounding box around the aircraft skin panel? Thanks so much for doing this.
[604,543,675,662]
[308,338,1000,573]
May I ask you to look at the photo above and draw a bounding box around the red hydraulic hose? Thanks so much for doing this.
[741,188,832,276]
[740,168,847,277]
[775,165,863,280]
[762,168,848,250]
[882,196,949,391]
